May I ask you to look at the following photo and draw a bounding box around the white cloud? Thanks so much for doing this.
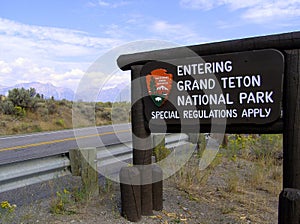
[150,20,206,44]
[98,0,110,7]
[179,0,300,24]
[49,69,85,90]
[242,1,300,22]
[0,61,12,74]
[90,0,130,8]
[220,0,263,10]
[179,0,221,10]
[0,57,85,90]
[152,21,182,33]
[0,17,124,71]
[0,18,128,90]
[13,57,32,67]
[0,18,122,56]
[125,14,144,25]
[104,24,127,39]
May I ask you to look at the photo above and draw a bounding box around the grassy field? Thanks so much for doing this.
[170,134,283,223]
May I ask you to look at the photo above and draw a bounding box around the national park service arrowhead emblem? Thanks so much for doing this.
[146,68,173,107]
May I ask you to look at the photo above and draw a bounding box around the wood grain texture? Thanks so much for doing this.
[279,49,300,224]
[131,65,153,216]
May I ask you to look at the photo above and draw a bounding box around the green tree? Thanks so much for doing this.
[29,87,36,97]
[0,100,15,115]
[7,88,38,111]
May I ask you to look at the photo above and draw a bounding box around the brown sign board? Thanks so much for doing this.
[141,49,284,133]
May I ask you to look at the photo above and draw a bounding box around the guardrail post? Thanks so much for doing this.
[69,148,99,197]
[188,133,207,154]
[69,148,81,176]
[188,133,198,145]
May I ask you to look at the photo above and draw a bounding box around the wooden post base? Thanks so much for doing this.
[120,166,141,222]
[279,188,300,224]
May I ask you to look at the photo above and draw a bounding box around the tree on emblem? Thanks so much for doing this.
[149,76,157,94]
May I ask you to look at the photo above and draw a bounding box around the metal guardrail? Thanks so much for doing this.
[0,133,190,193]
[97,133,189,167]
[0,155,71,193]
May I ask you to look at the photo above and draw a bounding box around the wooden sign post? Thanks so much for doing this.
[131,65,153,216]
[279,49,300,224]
[118,31,300,223]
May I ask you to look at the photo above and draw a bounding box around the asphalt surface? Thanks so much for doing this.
[0,123,131,165]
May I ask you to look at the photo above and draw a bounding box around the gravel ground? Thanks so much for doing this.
[3,183,239,224]
[0,156,280,224]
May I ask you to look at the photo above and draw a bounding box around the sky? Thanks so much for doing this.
[0,0,299,92]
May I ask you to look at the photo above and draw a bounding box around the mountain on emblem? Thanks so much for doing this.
[146,68,173,107]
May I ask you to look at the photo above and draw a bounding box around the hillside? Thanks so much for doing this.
[0,91,130,136]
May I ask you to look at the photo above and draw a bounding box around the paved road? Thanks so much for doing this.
[0,123,131,165]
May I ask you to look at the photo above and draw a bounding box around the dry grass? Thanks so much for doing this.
[225,170,239,193]
[169,134,283,223]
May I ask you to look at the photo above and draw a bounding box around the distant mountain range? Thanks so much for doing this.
[0,82,74,101]
[0,82,130,102]
[97,83,131,102]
